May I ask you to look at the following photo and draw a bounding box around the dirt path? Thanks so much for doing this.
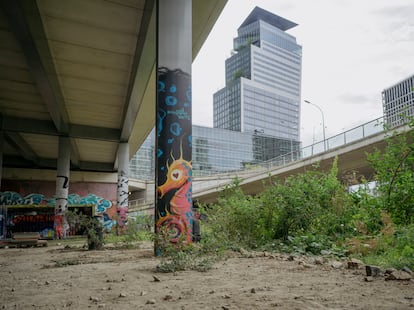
[0,241,413,310]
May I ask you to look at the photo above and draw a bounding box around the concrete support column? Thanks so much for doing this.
[117,142,129,233]
[155,0,193,252]
[54,137,70,239]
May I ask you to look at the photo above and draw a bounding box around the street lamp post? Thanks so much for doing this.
[304,100,326,151]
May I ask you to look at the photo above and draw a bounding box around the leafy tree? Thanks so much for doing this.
[367,119,414,224]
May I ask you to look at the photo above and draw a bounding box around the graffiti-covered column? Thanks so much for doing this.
[54,137,70,239]
[117,142,129,234]
[155,0,193,251]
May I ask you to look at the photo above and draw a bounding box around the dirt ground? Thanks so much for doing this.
[0,240,413,310]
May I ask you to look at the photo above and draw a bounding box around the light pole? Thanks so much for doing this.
[304,100,326,151]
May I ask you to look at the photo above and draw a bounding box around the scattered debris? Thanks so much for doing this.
[239,248,249,256]
[385,270,412,281]
[163,294,173,301]
[385,268,397,275]
[0,232,48,248]
[331,261,343,269]
[402,266,413,275]
[365,265,382,277]
[89,296,101,303]
[347,258,363,269]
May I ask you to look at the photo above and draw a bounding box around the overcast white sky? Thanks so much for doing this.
[192,0,414,146]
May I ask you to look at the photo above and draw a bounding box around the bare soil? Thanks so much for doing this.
[0,240,413,310]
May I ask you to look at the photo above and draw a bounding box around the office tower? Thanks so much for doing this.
[382,74,414,128]
[213,7,302,160]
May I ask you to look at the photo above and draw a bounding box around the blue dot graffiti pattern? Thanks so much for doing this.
[156,67,194,244]
[165,95,178,106]
[156,68,192,179]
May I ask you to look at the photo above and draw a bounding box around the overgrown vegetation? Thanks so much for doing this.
[195,119,414,270]
[66,211,104,250]
[73,119,413,272]
[367,119,414,225]
[155,226,220,273]
[104,215,153,248]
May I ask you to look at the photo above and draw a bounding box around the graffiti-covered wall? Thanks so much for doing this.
[3,180,116,201]
[0,180,119,238]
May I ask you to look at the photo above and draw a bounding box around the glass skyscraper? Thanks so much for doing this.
[213,7,302,158]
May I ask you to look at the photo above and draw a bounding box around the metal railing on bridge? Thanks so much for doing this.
[263,116,384,170]
[194,117,385,178]
[129,116,386,207]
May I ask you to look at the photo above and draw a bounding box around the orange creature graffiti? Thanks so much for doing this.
[157,153,193,243]
[54,214,65,239]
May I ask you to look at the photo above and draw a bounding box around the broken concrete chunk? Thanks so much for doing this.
[365,265,382,277]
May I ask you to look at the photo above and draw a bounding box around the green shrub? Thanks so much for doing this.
[155,226,219,273]
[363,224,414,270]
[203,158,357,249]
[66,211,104,250]
[271,234,347,257]
[367,120,414,225]
[205,180,262,249]
[105,216,153,246]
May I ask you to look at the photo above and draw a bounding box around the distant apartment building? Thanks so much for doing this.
[213,6,302,160]
[382,74,414,127]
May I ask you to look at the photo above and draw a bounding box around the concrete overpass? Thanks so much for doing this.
[193,122,412,204]
[0,0,228,238]
[1,0,227,178]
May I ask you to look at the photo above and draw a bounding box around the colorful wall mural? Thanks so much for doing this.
[0,191,117,238]
[156,68,193,245]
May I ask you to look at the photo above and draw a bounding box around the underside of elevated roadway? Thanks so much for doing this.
[1,0,227,186]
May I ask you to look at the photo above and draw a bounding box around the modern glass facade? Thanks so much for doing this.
[214,7,302,154]
[213,80,242,131]
[192,125,254,175]
[382,74,414,128]
[129,126,258,180]
[129,129,155,180]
